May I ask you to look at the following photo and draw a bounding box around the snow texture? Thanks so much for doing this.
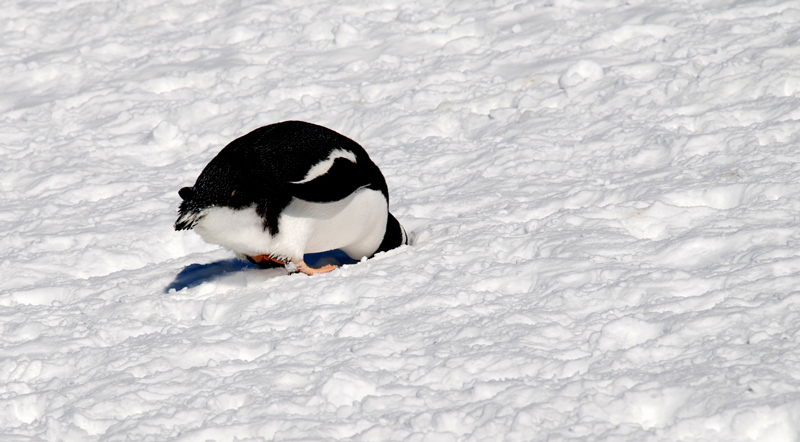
[3,0,800,441]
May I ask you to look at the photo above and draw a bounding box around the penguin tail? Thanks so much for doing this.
[374,212,407,255]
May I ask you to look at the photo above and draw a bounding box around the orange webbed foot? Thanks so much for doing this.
[249,255,286,268]
[250,255,337,275]
[293,259,338,275]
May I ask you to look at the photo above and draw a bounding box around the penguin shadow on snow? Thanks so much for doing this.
[164,250,358,293]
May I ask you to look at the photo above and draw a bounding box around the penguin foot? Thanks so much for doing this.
[250,254,336,275]
[294,260,338,275]
[248,254,286,269]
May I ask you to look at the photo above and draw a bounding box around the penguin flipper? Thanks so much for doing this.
[290,157,379,203]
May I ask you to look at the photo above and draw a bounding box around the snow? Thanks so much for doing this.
[3,0,800,440]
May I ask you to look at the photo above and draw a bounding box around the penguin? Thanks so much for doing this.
[174,120,407,275]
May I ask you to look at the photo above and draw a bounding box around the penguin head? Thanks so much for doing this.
[174,178,256,231]
[176,151,266,232]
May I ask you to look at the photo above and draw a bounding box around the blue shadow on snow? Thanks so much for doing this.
[165,249,358,293]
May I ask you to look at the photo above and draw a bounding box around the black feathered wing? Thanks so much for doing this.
[289,157,386,203]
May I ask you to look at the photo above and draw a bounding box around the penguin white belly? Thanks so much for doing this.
[281,188,388,259]
[192,188,387,261]
[193,205,299,259]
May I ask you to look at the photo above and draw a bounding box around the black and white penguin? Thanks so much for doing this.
[174,121,407,275]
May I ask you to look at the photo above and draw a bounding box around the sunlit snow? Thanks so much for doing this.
[3,0,800,441]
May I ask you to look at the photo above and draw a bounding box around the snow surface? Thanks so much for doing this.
[3,0,800,440]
